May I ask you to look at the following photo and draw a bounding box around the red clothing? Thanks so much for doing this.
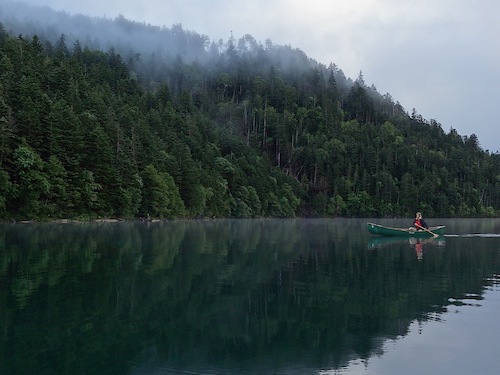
[413,218,428,229]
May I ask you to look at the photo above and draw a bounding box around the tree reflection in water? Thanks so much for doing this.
[1,219,500,374]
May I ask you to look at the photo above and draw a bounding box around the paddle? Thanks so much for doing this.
[415,223,439,238]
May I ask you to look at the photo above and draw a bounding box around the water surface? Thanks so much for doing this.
[1,218,500,374]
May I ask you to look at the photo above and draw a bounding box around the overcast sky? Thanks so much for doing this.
[13,0,500,152]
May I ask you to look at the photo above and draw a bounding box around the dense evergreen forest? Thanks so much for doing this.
[1,4,500,220]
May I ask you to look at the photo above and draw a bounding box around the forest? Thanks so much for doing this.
[1,3,500,220]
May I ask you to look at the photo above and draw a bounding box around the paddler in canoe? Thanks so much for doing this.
[367,212,445,237]
[411,211,440,238]
[413,211,428,231]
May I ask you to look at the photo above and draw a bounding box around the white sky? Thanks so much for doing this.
[13,0,500,152]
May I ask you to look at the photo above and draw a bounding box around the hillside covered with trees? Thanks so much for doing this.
[1,3,500,220]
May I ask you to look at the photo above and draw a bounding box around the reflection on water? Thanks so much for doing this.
[368,236,447,261]
[1,219,500,374]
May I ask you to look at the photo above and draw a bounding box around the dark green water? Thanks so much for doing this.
[1,218,500,374]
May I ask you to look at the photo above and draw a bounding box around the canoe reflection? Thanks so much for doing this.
[368,236,446,260]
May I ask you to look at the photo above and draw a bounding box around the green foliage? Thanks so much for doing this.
[10,146,49,218]
[78,170,102,216]
[141,165,185,219]
[0,19,499,220]
[44,155,69,217]
[0,168,11,215]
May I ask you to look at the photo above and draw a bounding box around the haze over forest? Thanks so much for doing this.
[1,1,500,220]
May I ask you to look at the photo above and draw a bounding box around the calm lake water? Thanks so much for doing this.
[1,218,500,374]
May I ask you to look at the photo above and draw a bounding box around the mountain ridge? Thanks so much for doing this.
[1,1,498,220]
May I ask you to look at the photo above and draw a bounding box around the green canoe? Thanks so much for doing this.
[367,222,446,237]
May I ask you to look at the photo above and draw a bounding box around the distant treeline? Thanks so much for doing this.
[0,7,500,220]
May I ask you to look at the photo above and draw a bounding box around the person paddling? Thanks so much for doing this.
[413,212,428,231]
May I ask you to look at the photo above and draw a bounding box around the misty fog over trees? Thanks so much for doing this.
[1,1,500,220]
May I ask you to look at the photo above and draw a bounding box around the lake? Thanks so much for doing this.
[1,218,500,374]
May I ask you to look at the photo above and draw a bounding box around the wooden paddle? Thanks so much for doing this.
[415,223,439,238]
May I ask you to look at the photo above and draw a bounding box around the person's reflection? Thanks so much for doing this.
[410,237,445,260]
[409,238,426,260]
[415,239,423,260]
